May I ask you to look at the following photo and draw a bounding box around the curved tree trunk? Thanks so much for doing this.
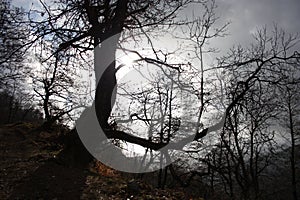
[57,0,128,168]
[95,56,117,130]
[94,0,128,131]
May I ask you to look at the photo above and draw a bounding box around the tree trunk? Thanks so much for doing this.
[94,0,128,130]
[288,99,298,200]
[95,60,117,129]
[56,129,94,168]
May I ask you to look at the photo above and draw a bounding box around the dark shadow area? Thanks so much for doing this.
[8,161,88,200]
[0,123,91,200]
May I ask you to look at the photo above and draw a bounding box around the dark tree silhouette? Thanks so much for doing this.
[22,0,300,172]
[0,0,27,84]
[0,0,34,124]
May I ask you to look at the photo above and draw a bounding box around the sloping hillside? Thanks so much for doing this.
[0,122,204,200]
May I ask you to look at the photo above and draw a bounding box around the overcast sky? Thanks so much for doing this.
[13,0,300,54]
[214,0,300,50]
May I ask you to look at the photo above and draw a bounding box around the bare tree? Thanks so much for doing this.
[181,26,300,199]
[31,40,90,128]
[0,0,35,123]
[276,70,300,200]
[0,0,28,84]
[21,0,300,177]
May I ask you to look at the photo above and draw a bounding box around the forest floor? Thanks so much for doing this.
[0,122,204,200]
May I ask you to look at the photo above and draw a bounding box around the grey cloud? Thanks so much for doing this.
[207,0,300,57]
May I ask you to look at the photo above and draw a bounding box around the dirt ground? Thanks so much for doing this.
[0,122,204,200]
